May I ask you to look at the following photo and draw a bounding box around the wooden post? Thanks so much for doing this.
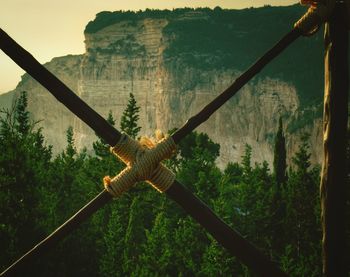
[0,28,295,276]
[321,2,349,276]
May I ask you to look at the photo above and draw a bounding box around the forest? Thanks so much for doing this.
[0,91,349,276]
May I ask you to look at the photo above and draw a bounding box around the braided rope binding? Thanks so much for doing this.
[294,0,336,35]
[105,133,176,197]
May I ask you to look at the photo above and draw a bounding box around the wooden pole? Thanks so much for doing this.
[167,181,287,276]
[0,27,299,276]
[0,191,112,276]
[321,3,349,276]
[172,29,300,143]
[0,29,122,147]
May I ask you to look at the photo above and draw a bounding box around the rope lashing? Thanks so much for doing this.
[294,0,336,35]
[104,133,177,197]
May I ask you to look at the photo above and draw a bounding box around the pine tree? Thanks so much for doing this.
[271,117,287,256]
[120,93,141,139]
[98,205,126,277]
[173,216,209,276]
[123,196,150,274]
[177,132,221,201]
[52,126,90,219]
[273,117,287,186]
[43,125,106,276]
[65,126,76,159]
[14,91,30,136]
[241,143,252,177]
[282,134,321,276]
[0,91,52,273]
[136,212,175,275]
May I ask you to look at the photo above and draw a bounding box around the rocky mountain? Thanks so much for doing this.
[0,5,326,168]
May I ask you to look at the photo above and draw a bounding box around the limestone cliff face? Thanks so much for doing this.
[6,55,82,152]
[1,8,323,168]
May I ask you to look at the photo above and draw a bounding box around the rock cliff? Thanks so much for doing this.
[0,6,325,168]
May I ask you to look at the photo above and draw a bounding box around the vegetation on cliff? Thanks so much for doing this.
[85,5,324,111]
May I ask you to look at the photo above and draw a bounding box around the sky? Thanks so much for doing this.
[0,0,297,94]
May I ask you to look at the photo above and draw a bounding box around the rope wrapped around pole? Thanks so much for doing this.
[320,3,349,276]
[0,25,300,276]
[294,0,336,35]
[104,133,176,197]
[294,0,350,275]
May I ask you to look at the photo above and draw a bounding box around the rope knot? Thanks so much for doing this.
[294,0,336,35]
[104,131,176,197]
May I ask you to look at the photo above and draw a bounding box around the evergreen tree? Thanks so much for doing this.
[200,238,239,276]
[120,93,141,139]
[215,162,243,223]
[41,125,104,276]
[14,91,30,136]
[282,134,321,276]
[271,117,287,256]
[65,126,76,159]
[99,205,127,277]
[0,91,52,274]
[238,154,272,241]
[123,195,152,274]
[54,125,91,217]
[136,212,176,276]
[241,144,252,177]
[0,91,329,276]
[91,109,137,276]
[273,117,287,186]
[217,144,274,269]
[177,131,221,201]
[173,216,209,276]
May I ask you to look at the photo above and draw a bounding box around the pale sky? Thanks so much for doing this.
[0,0,297,94]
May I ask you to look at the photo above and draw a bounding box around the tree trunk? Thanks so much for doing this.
[321,3,349,276]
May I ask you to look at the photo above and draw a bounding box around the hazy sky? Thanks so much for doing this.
[0,0,298,94]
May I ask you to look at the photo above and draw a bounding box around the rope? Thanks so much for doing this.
[294,0,336,35]
[104,132,176,197]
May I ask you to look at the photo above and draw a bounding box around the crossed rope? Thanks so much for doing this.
[0,2,346,276]
[104,133,176,196]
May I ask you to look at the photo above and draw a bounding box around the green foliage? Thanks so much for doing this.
[85,9,191,34]
[176,132,221,202]
[241,144,252,176]
[0,91,52,274]
[123,195,151,273]
[161,5,323,106]
[137,212,175,276]
[1,92,327,276]
[120,93,141,139]
[92,35,146,56]
[14,91,30,135]
[273,117,287,186]
[85,5,325,137]
[282,134,321,276]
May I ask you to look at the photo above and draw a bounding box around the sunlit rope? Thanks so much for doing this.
[294,0,336,35]
[104,132,176,197]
